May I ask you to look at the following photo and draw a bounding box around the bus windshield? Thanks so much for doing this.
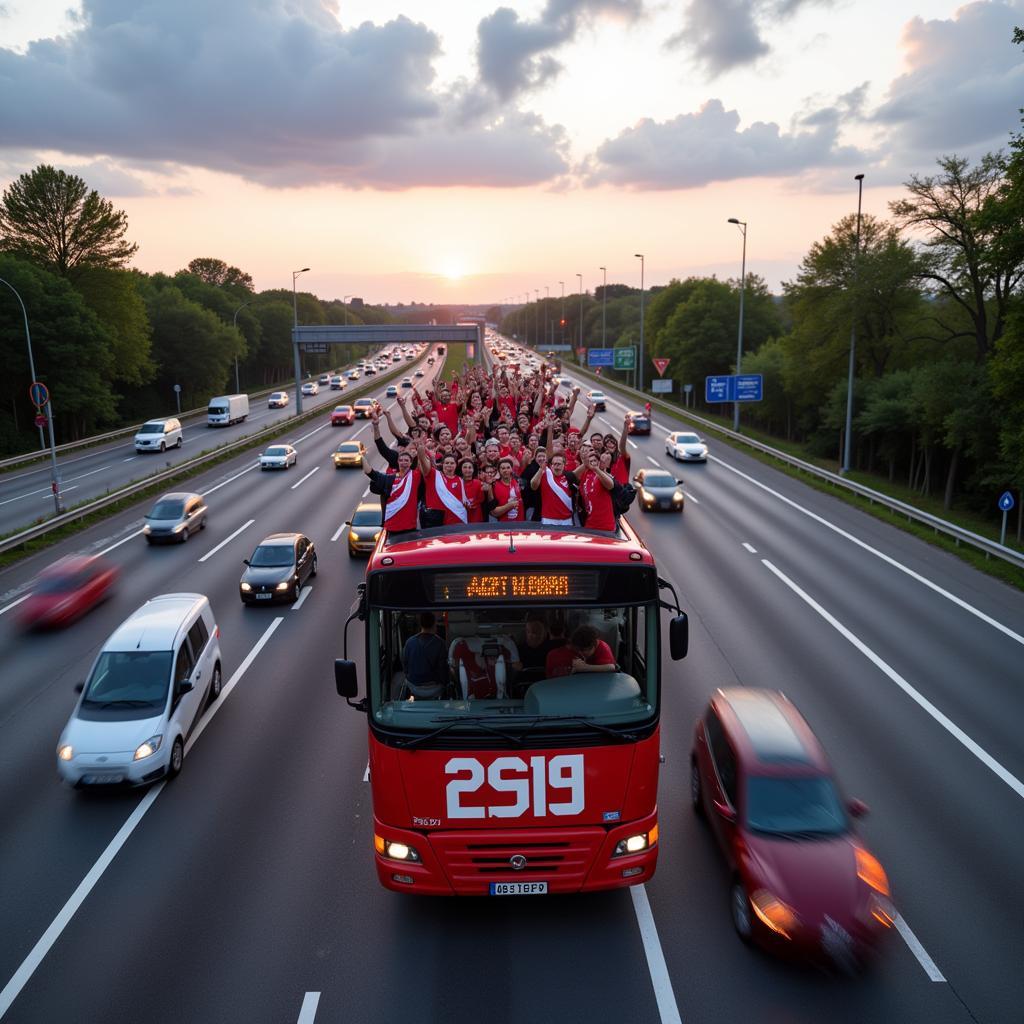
[368,603,656,732]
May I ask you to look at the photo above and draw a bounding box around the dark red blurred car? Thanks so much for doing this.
[626,411,651,435]
[691,688,894,971]
[19,555,118,629]
[331,404,355,426]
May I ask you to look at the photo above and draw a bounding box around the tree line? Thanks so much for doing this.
[501,33,1024,519]
[0,166,401,453]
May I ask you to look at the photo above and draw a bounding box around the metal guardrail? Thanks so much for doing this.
[548,351,1024,572]
[0,352,440,557]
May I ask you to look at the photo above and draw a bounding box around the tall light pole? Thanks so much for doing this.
[599,266,607,347]
[342,294,353,325]
[0,276,64,514]
[634,255,645,391]
[576,273,583,361]
[559,281,565,346]
[232,300,254,393]
[534,289,540,349]
[727,220,747,432]
[842,174,866,476]
[292,267,310,413]
[545,286,550,346]
[524,292,530,345]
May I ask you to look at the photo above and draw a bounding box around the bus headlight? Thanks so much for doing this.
[374,834,421,862]
[613,824,658,857]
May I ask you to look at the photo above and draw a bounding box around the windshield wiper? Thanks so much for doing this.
[90,699,158,709]
[397,715,524,748]
[763,828,839,841]
[515,714,638,742]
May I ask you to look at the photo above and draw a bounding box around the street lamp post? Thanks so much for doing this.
[599,266,607,348]
[727,220,747,432]
[232,300,254,393]
[292,267,310,413]
[559,281,565,346]
[545,286,550,346]
[576,274,583,362]
[534,290,540,350]
[1,275,64,513]
[842,174,866,475]
[634,255,645,391]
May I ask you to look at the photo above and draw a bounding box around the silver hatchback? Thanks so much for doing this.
[144,492,207,544]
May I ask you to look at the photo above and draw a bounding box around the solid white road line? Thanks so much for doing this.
[198,519,255,563]
[762,560,1024,802]
[292,585,312,611]
[0,616,283,1021]
[200,462,258,497]
[742,542,757,554]
[0,594,30,618]
[713,456,1024,649]
[895,914,946,982]
[629,885,683,1024]
[290,466,320,490]
[95,527,146,556]
[296,992,321,1023]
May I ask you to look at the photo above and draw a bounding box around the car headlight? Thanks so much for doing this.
[855,847,891,896]
[240,582,252,592]
[275,581,291,591]
[373,531,381,541]
[672,493,683,503]
[143,525,151,534]
[374,835,421,862]
[57,744,74,762]
[612,824,658,857]
[642,491,654,504]
[349,530,360,543]
[133,735,162,761]
[750,889,799,939]
[172,523,185,532]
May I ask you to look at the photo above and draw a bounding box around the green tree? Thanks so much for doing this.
[76,267,155,388]
[0,165,138,278]
[185,257,254,293]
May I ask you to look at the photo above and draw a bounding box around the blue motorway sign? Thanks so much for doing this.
[999,491,1015,512]
[588,348,614,367]
[29,381,49,407]
[704,374,763,403]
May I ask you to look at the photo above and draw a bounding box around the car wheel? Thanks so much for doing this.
[168,737,184,778]
[731,880,753,943]
[160,442,166,453]
[179,527,188,544]
[310,555,318,578]
[208,663,222,706]
[690,758,705,818]
[292,579,302,603]
[200,516,207,530]
[348,547,357,559]
[176,437,183,448]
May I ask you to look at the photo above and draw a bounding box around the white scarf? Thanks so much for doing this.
[385,469,414,521]
[434,470,468,523]
[544,467,573,513]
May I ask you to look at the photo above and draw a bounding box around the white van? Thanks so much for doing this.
[56,594,222,788]
[134,417,183,452]
[207,393,250,426]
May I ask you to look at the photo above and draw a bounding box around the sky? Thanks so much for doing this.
[0,0,1021,304]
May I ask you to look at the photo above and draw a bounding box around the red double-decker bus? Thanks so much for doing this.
[335,522,688,895]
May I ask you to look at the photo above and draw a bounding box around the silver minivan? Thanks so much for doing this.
[134,417,183,452]
[57,594,222,788]
[144,492,207,544]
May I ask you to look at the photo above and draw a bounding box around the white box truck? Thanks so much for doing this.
[207,393,250,426]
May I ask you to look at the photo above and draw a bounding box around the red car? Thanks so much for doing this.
[331,404,356,426]
[18,555,119,629]
[626,411,651,435]
[691,688,894,971]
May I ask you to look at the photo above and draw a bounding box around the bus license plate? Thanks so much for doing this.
[489,882,548,896]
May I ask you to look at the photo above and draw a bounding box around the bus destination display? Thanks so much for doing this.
[432,570,599,602]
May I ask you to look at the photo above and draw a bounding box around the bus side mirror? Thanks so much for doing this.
[669,614,688,661]
[335,659,358,699]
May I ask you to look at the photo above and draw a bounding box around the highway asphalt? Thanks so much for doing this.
[0,346,1021,1023]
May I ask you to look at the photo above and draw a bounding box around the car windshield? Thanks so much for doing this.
[337,443,361,453]
[271,393,285,400]
[249,544,295,567]
[149,500,184,519]
[138,423,163,434]
[675,433,700,444]
[745,776,848,837]
[643,473,675,488]
[36,569,88,594]
[335,407,351,413]
[352,508,381,526]
[265,447,288,456]
[81,651,172,711]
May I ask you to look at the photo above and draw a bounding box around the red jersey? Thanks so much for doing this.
[425,469,469,525]
[463,478,485,523]
[580,469,615,530]
[610,453,631,486]
[545,639,615,677]
[383,468,421,532]
[539,468,574,521]
[563,450,579,473]
[432,400,459,435]
[492,478,525,521]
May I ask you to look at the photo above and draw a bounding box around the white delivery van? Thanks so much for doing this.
[207,394,250,426]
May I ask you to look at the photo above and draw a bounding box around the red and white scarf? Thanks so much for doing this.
[434,470,468,523]
[385,469,414,521]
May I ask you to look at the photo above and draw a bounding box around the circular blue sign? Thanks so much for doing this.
[29,381,49,407]
[999,491,1015,512]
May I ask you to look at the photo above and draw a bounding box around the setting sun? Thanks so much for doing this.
[439,260,465,281]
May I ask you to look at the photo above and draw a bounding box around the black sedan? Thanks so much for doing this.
[240,533,317,604]
[633,468,685,512]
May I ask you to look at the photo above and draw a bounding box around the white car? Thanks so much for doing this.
[587,390,607,410]
[330,376,346,390]
[56,594,222,788]
[347,370,360,380]
[665,431,709,462]
[301,381,319,396]
[268,392,289,408]
[260,444,298,470]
